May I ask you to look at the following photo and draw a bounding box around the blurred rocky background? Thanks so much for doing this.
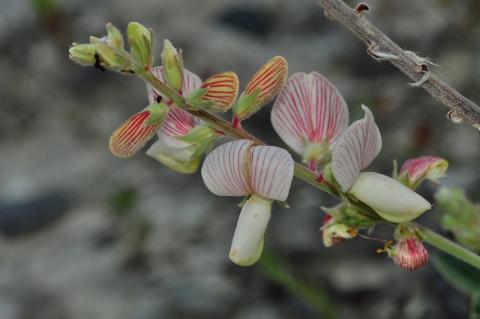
[0,0,479,318]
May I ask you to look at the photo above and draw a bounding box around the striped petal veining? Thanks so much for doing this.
[249,145,294,201]
[271,72,349,155]
[201,140,253,197]
[200,72,239,111]
[109,110,163,158]
[235,56,288,120]
[332,105,382,191]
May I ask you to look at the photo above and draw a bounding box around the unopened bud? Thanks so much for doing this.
[233,56,288,121]
[398,156,448,190]
[96,42,132,73]
[109,102,168,158]
[127,22,153,70]
[105,23,124,49]
[161,39,184,92]
[188,72,240,112]
[69,43,96,66]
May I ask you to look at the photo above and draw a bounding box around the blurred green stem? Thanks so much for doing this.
[132,61,480,271]
[419,225,480,269]
[259,250,337,318]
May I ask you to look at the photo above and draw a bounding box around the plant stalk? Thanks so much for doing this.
[132,63,480,270]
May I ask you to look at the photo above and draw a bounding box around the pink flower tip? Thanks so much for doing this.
[399,156,448,189]
[390,237,429,271]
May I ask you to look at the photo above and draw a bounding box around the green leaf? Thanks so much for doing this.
[432,251,480,295]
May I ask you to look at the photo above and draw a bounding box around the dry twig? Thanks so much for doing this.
[319,0,480,130]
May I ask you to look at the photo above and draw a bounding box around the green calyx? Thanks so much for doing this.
[232,88,260,120]
[106,23,124,49]
[145,102,168,126]
[323,203,376,229]
[179,124,219,158]
[127,22,153,70]
[394,223,423,241]
[302,140,331,165]
[187,88,214,109]
[95,43,132,72]
[161,39,184,92]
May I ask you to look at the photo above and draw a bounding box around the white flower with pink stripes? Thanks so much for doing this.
[201,140,294,266]
[145,67,224,173]
[332,105,431,223]
[271,72,349,171]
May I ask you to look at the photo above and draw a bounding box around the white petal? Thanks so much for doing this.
[229,195,272,266]
[350,172,431,223]
[147,66,202,103]
[201,140,252,197]
[250,145,294,201]
[271,72,349,155]
[146,131,195,163]
[332,105,382,191]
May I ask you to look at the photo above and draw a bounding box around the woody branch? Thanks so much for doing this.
[319,0,480,130]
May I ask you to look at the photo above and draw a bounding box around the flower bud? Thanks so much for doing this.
[69,43,97,66]
[105,23,124,49]
[161,39,184,92]
[321,214,358,247]
[350,172,431,223]
[127,22,153,70]
[96,42,132,73]
[109,102,168,158]
[398,156,448,190]
[233,56,287,121]
[188,72,239,111]
[390,237,429,271]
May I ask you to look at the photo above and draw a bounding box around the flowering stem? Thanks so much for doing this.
[131,62,480,271]
[418,225,480,269]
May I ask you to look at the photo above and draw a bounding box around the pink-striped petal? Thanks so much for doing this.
[200,72,239,111]
[249,146,294,201]
[234,56,288,120]
[109,110,163,158]
[399,156,448,187]
[271,72,349,155]
[147,66,202,103]
[161,107,199,137]
[332,105,382,191]
[201,140,253,197]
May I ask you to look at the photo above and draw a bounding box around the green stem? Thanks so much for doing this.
[418,225,480,269]
[132,62,480,271]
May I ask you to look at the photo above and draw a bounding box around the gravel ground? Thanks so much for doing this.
[0,0,479,318]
